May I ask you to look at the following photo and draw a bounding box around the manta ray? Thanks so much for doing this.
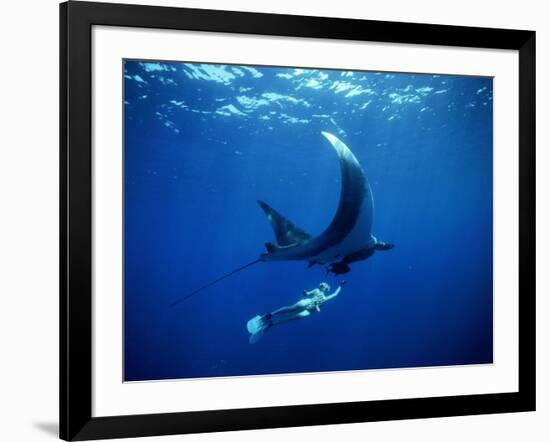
[171,132,393,306]
[258,132,393,275]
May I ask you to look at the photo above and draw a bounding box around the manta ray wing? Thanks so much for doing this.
[257,200,311,248]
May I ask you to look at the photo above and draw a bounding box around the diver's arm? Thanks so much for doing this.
[303,288,318,296]
[324,284,344,302]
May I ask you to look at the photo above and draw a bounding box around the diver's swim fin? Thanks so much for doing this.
[247,315,270,344]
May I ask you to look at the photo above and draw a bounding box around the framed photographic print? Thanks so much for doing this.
[60,1,536,440]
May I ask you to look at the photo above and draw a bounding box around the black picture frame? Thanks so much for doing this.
[60,1,536,440]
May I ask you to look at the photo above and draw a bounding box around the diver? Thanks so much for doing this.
[246,281,346,343]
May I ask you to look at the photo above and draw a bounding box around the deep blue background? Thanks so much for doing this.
[123,61,493,381]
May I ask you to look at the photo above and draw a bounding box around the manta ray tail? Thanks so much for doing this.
[170,258,262,307]
[258,200,311,250]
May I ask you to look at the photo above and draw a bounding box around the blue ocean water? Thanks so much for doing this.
[123,60,493,382]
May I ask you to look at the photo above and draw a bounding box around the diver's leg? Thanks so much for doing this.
[271,299,309,316]
[272,310,311,326]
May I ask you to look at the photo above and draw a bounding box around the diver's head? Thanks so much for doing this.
[319,282,331,293]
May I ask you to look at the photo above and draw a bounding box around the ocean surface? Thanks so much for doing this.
[123,60,493,381]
